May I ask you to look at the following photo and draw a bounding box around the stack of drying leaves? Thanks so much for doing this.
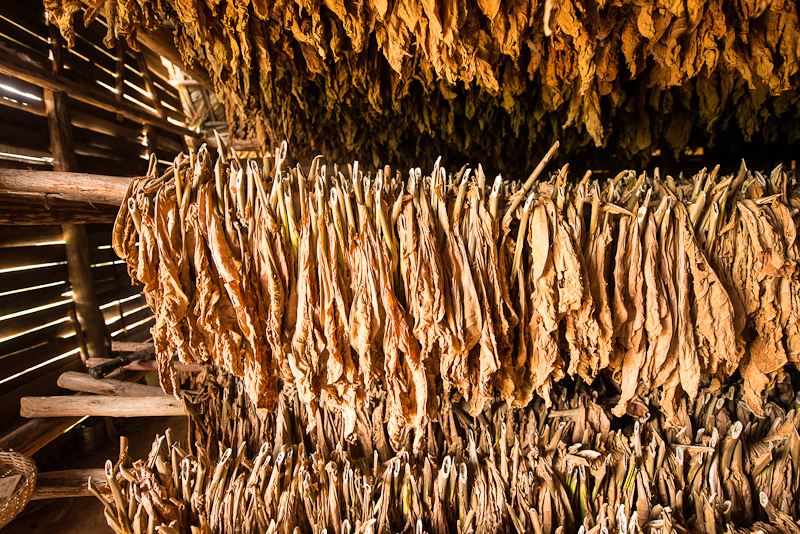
[91,367,800,534]
[112,140,800,450]
[46,0,800,172]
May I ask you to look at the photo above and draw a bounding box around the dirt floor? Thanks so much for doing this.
[4,415,188,534]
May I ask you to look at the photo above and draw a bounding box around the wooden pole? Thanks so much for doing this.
[87,358,204,373]
[31,469,108,500]
[0,169,133,205]
[63,223,110,364]
[112,341,153,352]
[135,50,167,120]
[45,22,77,173]
[0,369,148,455]
[20,396,186,418]
[57,371,166,397]
[134,28,213,88]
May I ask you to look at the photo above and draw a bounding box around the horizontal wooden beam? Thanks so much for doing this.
[87,358,204,373]
[206,136,260,152]
[57,371,165,397]
[111,341,152,352]
[0,169,133,205]
[0,369,148,455]
[21,395,186,418]
[31,468,108,500]
[0,49,199,139]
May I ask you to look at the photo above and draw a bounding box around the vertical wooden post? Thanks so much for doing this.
[45,19,110,365]
[44,23,76,172]
[63,223,109,363]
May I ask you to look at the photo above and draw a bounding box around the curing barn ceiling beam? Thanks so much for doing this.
[0,168,134,206]
[135,27,213,89]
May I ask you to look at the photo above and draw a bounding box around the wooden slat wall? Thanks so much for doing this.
[0,1,188,174]
[85,223,153,343]
[0,224,153,432]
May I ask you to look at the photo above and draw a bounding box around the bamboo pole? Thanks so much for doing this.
[20,396,186,418]
[57,371,165,397]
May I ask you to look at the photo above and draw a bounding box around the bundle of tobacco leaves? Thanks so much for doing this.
[91,366,800,534]
[45,0,800,173]
[112,140,800,451]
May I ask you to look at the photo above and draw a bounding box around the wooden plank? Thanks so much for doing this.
[87,358,203,373]
[91,262,130,284]
[72,110,143,142]
[20,395,186,417]
[93,271,133,292]
[0,243,66,270]
[0,48,200,139]
[106,306,152,332]
[75,153,147,178]
[0,336,78,381]
[0,93,46,116]
[0,2,48,37]
[0,98,156,152]
[74,128,146,161]
[0,317,74,359]
[57,371,165,396]
[74,141,133,162]
[0,281,69,317]
[99,293,147,322]
[31,468,107,500]
[123,320,156,342]
[96,282,143,306]
[0,16,49,59]
[0,169,133,205]
[0,197,119,225]
[0,347,82,400]
[0,226,63,248]
[88,245,119,265]
[0,299,72,340]
[0,142,52,164]
[63,223,109,363]
[0,107,50,150]
[0,263,69,293]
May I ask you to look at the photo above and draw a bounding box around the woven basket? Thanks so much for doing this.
[0,451,37,529]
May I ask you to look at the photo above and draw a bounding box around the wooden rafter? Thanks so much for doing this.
[0,47,200,139]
